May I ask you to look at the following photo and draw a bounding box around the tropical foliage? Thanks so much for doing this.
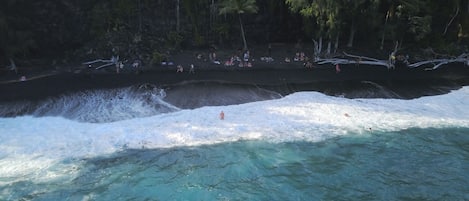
[0,0,467,66]
[219,0,259,50]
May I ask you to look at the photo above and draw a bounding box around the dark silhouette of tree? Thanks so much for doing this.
[0,0,467,66]
[219,0,258,50]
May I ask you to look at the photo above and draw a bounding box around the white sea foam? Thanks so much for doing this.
[1,86,468,184]
[0,85,177,123]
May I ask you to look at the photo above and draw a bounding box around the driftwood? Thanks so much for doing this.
[83,55,120,70]
[316,52,391,68]
[408,53,469,70]
[315,51,469,70]
[312,40,399,68]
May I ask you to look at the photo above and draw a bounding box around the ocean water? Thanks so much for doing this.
[0,83,468,200]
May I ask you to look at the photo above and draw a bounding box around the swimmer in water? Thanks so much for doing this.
[220,111,225,120]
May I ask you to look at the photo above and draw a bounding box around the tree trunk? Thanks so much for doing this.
[313,39,319,60]
[176,0,180,32]
[239,14,248,50]
[347,19,355,47]
[326,40,331,56]
[334,34,339,53]
[210,0,215,30]
[443,4,459,35]
[318,37,323,55]
[313,37,324,59]
[380,10,390,50]
[393,40,399,53]
[138,0,142,33]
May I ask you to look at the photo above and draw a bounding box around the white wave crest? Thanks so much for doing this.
[0,85,179,123]
[0,86,468,184]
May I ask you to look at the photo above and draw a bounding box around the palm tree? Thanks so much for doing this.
[219,0,258,50]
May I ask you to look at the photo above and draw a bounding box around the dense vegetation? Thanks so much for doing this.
[1,0,468,67]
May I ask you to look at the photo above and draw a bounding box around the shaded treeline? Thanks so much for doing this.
[0,0,468,67]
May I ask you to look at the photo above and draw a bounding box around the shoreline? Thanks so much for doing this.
[1,61,469,102]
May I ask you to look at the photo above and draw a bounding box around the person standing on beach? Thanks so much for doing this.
[132,59,141,74]
[241,50,250,67]
[335,64,341,73]
[243,50,250,62]
[268,43,272,58]
[7,59,17,74]
[189,64,195,74]
[115,62,121,74]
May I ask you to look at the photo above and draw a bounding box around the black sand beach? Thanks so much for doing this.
[1,60,469,102]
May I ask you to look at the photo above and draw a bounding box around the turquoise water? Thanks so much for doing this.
[3,127,468,200]
[1,85,469,200]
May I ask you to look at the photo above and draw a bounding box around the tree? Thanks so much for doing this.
[395,0,432,42]
[219,0,258,50]
[0,1,36,62]
[176,0,180,32]
[286,0,342,55]
[341,0,380,48]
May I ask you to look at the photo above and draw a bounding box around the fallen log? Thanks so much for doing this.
[315,52,468,70]
[316,52,391,69]
[83,55,119,70]
[408,53,469,70]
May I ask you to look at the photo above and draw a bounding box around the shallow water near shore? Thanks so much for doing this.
[1,85,468,200]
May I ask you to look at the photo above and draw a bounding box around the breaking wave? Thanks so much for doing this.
[0,82,282,122]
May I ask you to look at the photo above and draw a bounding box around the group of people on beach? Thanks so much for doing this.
[284,51,307,63]
[194,45,318,69]
[171,44,321,73]
[176,64,195,74]
[223,50,253,67]
[195,48,256,68]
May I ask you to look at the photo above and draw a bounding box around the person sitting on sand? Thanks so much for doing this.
[208,50,221,64]
[132,60,140,68]
[176,65,184,73]
[196,53,203,60]
[294,52,300,62]
[225,57,235,66]
[261,57,274,62]
[304,61,313,68]
[300,52,305,61]
[233,54,241,62]
[285,57,291,63]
